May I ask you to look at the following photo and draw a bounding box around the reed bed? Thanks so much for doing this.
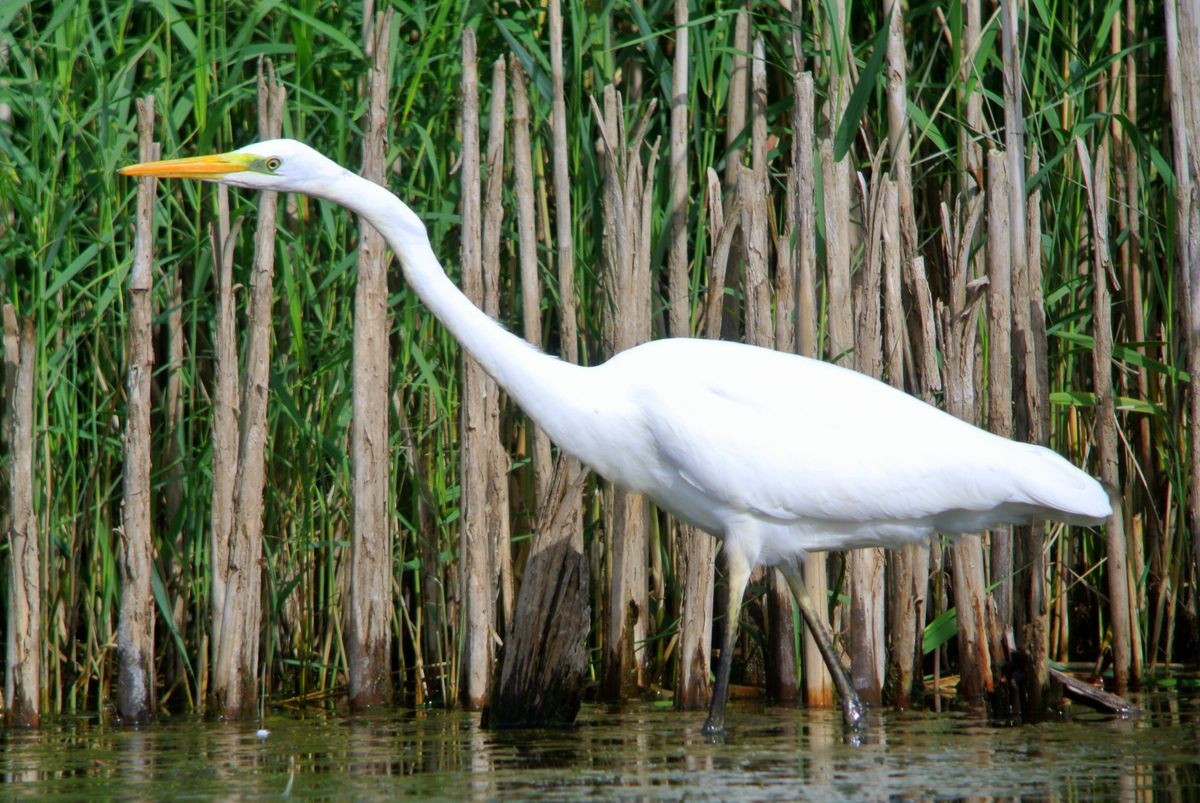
[0,0,1196,721]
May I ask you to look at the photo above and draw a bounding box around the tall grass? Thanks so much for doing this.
[0,0,1194,716]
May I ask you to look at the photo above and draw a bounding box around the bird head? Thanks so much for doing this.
[119,138,348,193]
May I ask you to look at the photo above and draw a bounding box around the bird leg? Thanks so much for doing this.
[781,561,866,729]
[701,544,751,734]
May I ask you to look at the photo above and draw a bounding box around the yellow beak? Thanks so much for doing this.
[119,152,250,179]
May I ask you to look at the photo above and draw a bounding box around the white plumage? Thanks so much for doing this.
[595,339,1108,555]
[121,139,1111,733]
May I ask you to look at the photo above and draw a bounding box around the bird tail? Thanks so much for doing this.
[1014,444,1112,525]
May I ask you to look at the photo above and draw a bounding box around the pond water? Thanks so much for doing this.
[2,695,1197,800]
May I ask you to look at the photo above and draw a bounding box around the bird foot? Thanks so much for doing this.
[841,692,867,730]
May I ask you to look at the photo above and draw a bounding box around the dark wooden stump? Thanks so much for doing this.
[483,458,589,728]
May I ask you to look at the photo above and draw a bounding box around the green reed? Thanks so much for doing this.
[0,0,1192,715]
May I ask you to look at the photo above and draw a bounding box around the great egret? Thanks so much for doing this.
[121,139,1111,733]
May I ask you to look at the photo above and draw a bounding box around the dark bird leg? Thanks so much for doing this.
[781,561,866,729]
[702,543,751,734]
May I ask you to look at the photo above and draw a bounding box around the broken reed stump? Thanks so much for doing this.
[997,629,1143,718]
[483,459,590,728]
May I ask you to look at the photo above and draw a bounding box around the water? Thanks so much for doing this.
[3,696,1197,800]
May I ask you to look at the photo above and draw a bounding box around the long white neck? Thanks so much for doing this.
[319,170,611,468]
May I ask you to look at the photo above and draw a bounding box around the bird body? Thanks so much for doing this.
[587,338,1109,557]
[121,139,1111,733]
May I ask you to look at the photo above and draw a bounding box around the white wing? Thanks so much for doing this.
[619,340,1107,531]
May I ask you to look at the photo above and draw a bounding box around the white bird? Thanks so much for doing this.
[121,139,1112,733]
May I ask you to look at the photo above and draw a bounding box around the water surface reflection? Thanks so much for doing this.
[2,695,1196,799]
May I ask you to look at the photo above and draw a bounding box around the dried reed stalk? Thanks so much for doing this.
[1076,138,1133,692]
[1165,0,1200,636]
[937,194,994,702]
[458,28,494,710]
[206,185,237,707]
[986,150,1014,652]
[790,71,833,709]
[211,57,285,719]
[671,0,717,713]
[348,7,395,710]
[4,306,38,727]
[594,85,656,700]
[511,57,552,504]
[482,55,514,636]
[117,95,159,723]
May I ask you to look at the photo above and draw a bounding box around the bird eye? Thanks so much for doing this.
[265,157,282,171]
